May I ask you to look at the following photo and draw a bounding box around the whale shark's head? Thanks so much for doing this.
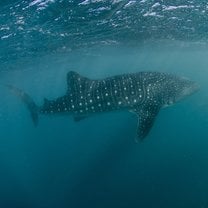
[178,77,199,99]
[162,75,199,106]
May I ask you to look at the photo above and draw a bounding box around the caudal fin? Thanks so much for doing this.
[6,84,39,126]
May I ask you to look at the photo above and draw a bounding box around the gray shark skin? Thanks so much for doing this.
[7,71,199,140]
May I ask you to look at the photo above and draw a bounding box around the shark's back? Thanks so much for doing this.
[66,71,156,115]
[67,71,169,108]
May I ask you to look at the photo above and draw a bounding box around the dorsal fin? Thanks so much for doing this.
[67,71,91,94]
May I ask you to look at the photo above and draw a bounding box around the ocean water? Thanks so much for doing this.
[1,1,208,208]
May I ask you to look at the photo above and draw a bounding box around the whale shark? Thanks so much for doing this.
[7,71,199,140]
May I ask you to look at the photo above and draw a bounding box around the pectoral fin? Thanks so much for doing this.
[131,103,161,141]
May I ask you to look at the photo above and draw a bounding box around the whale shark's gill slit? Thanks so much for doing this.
[132,73,144,106]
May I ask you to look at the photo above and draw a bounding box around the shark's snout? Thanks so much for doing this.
[180,79,200,99]
[187,80,200,94]
[170,77,200,104]
[192,82,200,93]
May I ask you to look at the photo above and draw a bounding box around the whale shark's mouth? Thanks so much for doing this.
[192,83,200,93]
[184,81,200,95]
[177,79,200,102]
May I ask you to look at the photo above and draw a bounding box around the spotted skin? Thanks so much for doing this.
[38,71,199,140]
[40,72,148,115]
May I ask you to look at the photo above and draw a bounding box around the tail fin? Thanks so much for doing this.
[6,84,39,126]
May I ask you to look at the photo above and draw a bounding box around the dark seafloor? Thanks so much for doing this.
[0,1,208,208]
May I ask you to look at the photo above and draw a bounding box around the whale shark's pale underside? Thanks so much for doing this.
[7,71,199,140]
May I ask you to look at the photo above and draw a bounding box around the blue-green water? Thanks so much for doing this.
[1,1,208,208]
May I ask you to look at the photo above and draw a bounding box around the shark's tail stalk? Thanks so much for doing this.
[6,84,39,126]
